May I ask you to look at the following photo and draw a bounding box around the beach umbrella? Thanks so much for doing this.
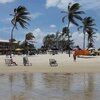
[15,48,23,51]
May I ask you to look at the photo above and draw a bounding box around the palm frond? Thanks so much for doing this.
[17,6,26,12]
[11,18,15,25]
[26,32,35,40]
[88,27,97,31]
[14,8,17,13]
[74,15,83,21]
[11,5,30,29]
[10,14,14,16]
[89,24,96,26]
[18,20,27,29]
[62,15,67,23]
[70,3,81,11]
[20,15,31,21]
[77,26,83,31]
[69,17,79,26]
[19,18,29,24]
[74,11,85,14]
[19,12,30,15]
[61,11,67,13]
[68,2,71,11]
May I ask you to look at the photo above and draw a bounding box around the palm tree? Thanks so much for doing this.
[62,27,74,51]
[61,27,70,52]
[10,5,30,58]
[25,32,35,40]
[87,30,96,48]
[61,2,84,57]
[25,32,35,54]
[54,31,61,49]
[78,17,97,49]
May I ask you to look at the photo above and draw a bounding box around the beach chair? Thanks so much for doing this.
[49,59,58,67]
[5,58,17,66]
[23,56,32,66]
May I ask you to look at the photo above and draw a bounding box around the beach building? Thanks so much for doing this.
[0,39,10,54]
[0,39,18,55]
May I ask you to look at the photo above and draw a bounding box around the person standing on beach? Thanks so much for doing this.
[73,49,77,61]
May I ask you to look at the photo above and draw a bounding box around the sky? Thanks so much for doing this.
[0,0,100,48]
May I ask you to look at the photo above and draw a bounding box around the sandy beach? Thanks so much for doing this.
[0,53,100,73]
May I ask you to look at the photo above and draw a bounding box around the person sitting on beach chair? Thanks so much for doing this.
[5,58,17,66]
[49,59,58,66]
[23,56,32,66]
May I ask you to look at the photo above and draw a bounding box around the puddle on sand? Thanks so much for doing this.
[0,73,100,100]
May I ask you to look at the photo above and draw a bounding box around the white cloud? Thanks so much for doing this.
[72,32,83,48]
[46,0,100,11]
[46,0,74,10]
[32,28,46,47]
[31,28,57,48]
[50,24,56,28]
[96,33,100,41]
[57,0,74,10]
[0,0,15,4]
[0,38,9,42]
[72,32,100,48]
[69,23,75,28]
[78,0,100,10]
[30,12,42,20]
[94,33,100,48]
[46,0,60,8]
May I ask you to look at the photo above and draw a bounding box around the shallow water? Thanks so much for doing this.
[0,73,100,100]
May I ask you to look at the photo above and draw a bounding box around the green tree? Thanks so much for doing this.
[43,34,55,49]
[61,2,84,57]
[78,17,97,49]
[10,5,30,58]
[54,31,61,49]
[25,32,35,54]
[87,31,96,48]
[62,27,74,51]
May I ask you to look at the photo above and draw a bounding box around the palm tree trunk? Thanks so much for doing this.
[87,38,89,49]
[68,21,70,57]
[10,26,15,58]
[83,29,85,49]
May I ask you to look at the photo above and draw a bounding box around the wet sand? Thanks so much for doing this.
[0,53,100,73]
[0,73,100,100]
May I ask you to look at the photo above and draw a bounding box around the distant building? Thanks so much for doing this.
[0,39,17,55]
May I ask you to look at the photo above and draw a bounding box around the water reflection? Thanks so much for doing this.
[0,73,100,100]
[23,73,33,90]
